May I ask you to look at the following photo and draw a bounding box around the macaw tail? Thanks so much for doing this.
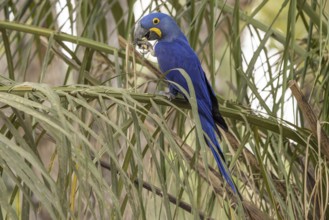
[199,114,238,194]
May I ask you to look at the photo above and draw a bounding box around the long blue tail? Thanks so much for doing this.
[199,114,237,194]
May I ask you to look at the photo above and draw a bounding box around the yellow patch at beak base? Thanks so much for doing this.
[149,27,162,38]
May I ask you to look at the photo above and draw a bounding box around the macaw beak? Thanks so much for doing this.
[134,22,161,45]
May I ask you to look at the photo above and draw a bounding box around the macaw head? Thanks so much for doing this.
[134,12,184,43]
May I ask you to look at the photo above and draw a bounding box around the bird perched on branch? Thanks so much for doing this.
[134,12,238,194]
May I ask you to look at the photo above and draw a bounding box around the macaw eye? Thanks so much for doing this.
[152,18,160,25]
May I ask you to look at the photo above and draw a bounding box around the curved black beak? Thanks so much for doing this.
[133,22,160,45]
[134,22,148,45]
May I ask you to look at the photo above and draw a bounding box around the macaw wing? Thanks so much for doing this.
[204,75,228,132]
[158,43,211,99]
[156,40,227,134]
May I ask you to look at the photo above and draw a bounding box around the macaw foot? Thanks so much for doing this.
[158,91,176,100]
[135,38,155,56]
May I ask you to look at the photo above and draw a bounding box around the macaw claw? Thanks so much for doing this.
[158,91,176,100]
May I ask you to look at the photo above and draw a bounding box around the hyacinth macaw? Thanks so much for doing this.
[134,12,237,193]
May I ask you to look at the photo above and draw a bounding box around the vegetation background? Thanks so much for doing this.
[0,0,328,219]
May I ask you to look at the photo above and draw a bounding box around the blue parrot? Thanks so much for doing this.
[134,12,237,194]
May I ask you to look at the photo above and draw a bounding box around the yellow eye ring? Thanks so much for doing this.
[152,18,160,25]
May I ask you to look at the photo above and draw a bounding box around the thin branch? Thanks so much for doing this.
[96,158,213,220]
[134,180,213,220]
